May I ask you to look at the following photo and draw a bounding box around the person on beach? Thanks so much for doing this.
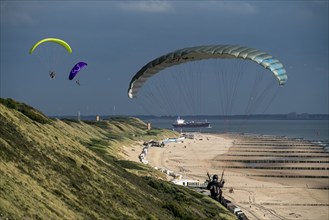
[207,174,225,202]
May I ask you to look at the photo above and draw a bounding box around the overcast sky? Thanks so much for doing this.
[1,1,328,116]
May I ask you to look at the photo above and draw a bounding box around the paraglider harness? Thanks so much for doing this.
[207,170,225,202]
[49,71,56,79]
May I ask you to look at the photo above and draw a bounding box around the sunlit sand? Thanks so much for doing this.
[124,133,329,220]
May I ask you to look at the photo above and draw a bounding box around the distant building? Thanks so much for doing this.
[96,115,100,121]
[287,112,310,119]
[300,113,309,119]
[147,122,151,130]
[287,112,297,119]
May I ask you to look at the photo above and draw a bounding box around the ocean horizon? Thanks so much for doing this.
[147,117,329,152]
[53,114,329,149]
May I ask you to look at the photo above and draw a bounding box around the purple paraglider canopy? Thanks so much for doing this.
[69,62,88,80]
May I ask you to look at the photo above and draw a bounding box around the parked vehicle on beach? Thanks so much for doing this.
[171,179,200,187]
[144,140,165,147]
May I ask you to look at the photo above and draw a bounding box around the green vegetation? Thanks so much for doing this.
[0,98,236,220]
[0,98,50,124]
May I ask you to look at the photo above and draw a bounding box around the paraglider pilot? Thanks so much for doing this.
[49,71,56,79]
[207,173,225,202]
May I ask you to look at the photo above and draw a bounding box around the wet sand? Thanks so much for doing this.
[124,133,329,220]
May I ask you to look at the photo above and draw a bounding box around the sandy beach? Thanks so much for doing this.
[124,133,329,220]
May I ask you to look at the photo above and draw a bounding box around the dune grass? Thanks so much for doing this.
[0,98,236,220]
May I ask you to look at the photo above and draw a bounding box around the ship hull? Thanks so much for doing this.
[172,122,210,128]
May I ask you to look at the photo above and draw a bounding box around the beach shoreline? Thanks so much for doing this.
[123,132,329,220]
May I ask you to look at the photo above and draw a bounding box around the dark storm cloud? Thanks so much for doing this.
[1,1,328,115]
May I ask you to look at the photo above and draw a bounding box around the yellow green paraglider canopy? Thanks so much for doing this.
[29,38,72,54]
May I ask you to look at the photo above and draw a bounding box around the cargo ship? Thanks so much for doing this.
[172,117,211,128]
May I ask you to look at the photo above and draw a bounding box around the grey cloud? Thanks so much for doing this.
[116,1,173,13]
[0,1,42,26]
[177,1,258,15]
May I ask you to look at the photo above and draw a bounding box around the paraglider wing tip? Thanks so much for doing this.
[279,76,288,86]
[128,88,136,98]
[29,45,36,54]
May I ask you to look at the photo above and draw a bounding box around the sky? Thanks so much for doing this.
[1,1,328,116]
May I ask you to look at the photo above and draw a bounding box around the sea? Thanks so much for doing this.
[55,115,329,150]
[140,117,329,150]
